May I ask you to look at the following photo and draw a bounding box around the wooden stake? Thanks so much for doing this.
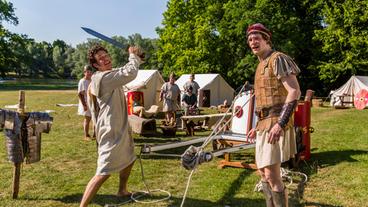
[12,162,21,199]
[13,90,25,199]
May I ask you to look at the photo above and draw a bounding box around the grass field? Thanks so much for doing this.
[0,89,367,207]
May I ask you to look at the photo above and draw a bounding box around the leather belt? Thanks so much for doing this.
[255,104,283,119]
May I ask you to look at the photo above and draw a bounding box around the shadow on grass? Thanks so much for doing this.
[134,136,183,144]
[32,192,264,207]
[313,149,367,167]
[217,169,262,206]
[137,143,205,160]
[22,193,131,207]
[297,149,368,178]
[304,201,343,207]
[19,169,263,206]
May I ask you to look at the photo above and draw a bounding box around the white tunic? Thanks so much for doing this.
[161,82,180,112]
[255,129,296,169]
[88,54,142,175]
[77,78,91,116]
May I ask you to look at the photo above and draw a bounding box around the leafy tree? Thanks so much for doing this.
[313,0,368,90]
[7,34,33,77]
[52,39,74,78]
[0,0,18,77]
[25,41,57,78]
[71,39,103,79]
[127,33,160,70]
[157,0,225,77]
[157,0,324,94]
[0,0,17,24]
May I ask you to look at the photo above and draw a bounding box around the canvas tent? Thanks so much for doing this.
[330,75,368,107]
[176,74,234,107]
[124,70,165,109]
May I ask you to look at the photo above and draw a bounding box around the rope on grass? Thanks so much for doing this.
[104,152,171,207]
[130,152,171,204]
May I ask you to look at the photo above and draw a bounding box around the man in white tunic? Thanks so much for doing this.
[80,45,144,207]
[246,23,301,207]
[77,65,93,140]
[159,73,180,125]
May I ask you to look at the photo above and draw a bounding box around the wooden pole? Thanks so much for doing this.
[13,90,25,199]
[12,162,21,199]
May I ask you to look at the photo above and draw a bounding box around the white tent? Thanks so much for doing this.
[124,70,165,109]
[176,74,234,107]
[330,75,368,107]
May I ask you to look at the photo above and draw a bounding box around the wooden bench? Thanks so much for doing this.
[180,113,232,136]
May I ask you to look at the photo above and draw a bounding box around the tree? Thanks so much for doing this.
[157,0,324,94]
[52,39,74,78]
[127,33,160,70]
[25,41,57,78]
[313,0,368,90]
[0,0,18,77]
[71,40,95,79]
[0,0,17,24]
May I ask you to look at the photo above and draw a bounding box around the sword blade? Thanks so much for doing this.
[81,27,126,49]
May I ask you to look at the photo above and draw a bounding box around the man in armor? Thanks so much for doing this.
[246,23,301,207]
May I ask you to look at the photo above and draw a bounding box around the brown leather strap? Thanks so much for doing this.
[255,104,283,119]
[278,100,298,128]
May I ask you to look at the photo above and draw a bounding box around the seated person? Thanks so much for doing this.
[132,93,145,117]
[217,99,229,112]
[182,86,198,116]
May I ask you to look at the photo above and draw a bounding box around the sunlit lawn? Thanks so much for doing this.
[0,89,367,207]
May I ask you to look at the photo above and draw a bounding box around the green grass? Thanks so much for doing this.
[0,90,367,207]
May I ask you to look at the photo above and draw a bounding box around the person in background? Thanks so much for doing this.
[77,65,94,141]
[80,44,144,207]
[183,73,200,96]
[181,86,198,116]
[246,23,301,207]
[159,73,180,125]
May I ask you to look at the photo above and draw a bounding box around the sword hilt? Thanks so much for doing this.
[126,45,145,61]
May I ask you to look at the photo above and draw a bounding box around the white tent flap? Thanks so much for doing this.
[330,75,368,107]
[176,74,234,107]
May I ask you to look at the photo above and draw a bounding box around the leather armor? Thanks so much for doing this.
[254,51,293,131]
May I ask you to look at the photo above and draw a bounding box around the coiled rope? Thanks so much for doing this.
[104,152,171,207]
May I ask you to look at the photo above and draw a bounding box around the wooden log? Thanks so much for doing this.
[12,162,21,199]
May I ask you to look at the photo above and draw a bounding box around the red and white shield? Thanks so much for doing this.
[354,89,368,110]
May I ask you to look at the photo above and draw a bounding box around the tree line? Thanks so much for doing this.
[1,0,368,96]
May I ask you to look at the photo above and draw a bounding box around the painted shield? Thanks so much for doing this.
[354,89,368,110]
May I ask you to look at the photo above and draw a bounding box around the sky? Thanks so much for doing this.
[4,0,168,46]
